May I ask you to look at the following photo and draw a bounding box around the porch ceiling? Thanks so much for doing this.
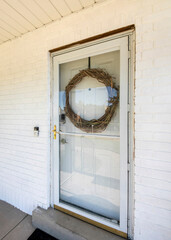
[0,0,106,45]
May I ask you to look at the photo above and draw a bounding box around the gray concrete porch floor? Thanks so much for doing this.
[0,200,35,240]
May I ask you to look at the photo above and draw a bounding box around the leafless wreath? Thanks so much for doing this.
[65,68,119,133]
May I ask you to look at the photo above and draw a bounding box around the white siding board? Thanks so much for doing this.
[135,194,171,211]
[135,123,171,133]
[0,160,46,179]
[5,0,43,28]
[135,149,171,162]
[135,211,171,229]
[135,131,171,143]
[135,166,171,182]
[136,140,171,152]
[0,139,47,153]
[0,152,46,168]
[153,132,171,143]
[0,133,48,144]
[135,185,171,202]
[35,0,61,20]
[134,220,171,240]
[135,175,171,192]
[135,158,171,171]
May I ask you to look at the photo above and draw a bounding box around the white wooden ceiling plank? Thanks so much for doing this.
[0,0,99,45]
[0,26,14,39]
[0,33,8,41]
[20,0,52,24]
[0,0,35,31]
[95,0,105,2]
[5,0,43,28]
[35,0,61,21]
[0,10,27,34]
[50,0,71,17]
[80,0,94,8]
[0,19,21,37]
[64,0,82,12]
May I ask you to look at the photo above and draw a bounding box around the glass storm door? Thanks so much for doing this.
[52,36,129,235]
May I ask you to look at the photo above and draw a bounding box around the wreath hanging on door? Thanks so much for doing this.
[64,68,119,133]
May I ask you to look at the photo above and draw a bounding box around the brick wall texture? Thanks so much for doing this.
[0,0,171,239]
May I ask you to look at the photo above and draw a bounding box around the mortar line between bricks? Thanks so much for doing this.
[1,214,28,240]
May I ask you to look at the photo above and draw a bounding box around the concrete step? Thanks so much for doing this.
[32,207,125,240]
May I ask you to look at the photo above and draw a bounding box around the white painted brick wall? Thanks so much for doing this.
[0,0,171,239]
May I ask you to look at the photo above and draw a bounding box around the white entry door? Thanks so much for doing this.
[52,36,129,235]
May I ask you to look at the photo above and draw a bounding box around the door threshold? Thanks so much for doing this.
[54,205,127,239]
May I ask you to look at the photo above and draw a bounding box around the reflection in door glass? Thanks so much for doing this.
[59,51,120,221]
[60,135,120,220]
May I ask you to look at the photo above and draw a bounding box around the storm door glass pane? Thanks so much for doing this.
[60,135,120,220]
[59,51,120,221]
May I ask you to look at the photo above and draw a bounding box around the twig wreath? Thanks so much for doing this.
[64,68,119,133]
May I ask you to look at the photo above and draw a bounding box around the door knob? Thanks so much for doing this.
[61,138,67,144]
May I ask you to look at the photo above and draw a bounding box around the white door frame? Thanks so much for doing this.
[50,35,131,236]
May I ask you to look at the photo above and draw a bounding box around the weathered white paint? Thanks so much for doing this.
[0,0,171,239]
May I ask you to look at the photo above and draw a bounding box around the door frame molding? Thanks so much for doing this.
[50,30,135,239]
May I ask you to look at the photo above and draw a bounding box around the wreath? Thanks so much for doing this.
[64,68,119,133]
